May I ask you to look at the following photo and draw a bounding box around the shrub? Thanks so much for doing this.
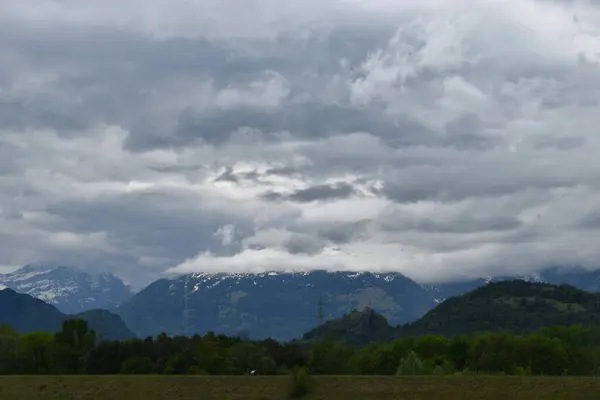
[288,366,311,398]
[396,351,426,375]
[432,359,455,375]
[511,365,532,376]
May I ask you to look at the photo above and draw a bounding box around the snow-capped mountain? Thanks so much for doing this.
[117,270,437,340]
[0,265,132,314]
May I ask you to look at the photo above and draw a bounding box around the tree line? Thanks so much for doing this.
[4,319,600,376]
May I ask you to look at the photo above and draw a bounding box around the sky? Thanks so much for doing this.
[2,0,600,287]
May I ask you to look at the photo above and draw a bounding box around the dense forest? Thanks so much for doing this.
[4,318,600,376]
[402,281,600,336]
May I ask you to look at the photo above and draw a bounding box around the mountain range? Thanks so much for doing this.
[5,274,600,345]
[5,264,600,340]
[0,288,135,341]
[116,270,436,340]
[0,265,132,314]
[305,280,600,346]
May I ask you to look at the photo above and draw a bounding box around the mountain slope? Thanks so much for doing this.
[74,309,137,341]
[301,307,397,346]
[422,279,489,303]
[0,265,132,314]
[117,270,437,340]
[0,288,136,340]
[0,287,65,333]
[424,267,600,302]
[403,280,600,337]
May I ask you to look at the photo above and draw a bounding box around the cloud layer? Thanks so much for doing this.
[2,0,600,285]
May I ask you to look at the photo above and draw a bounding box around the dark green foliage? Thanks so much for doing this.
[309,340,355,374]
[0,325,19,374]
[53,319,97,373]
[402,281,600,336]
[16,332,55,373]
[288,366,311,398]
[120,356,156,374]
[302,307,397,346]
[3,322,600,376]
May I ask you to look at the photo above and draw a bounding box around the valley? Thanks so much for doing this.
[4,278,600,399]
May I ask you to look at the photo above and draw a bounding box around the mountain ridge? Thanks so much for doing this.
[0,265,133,314]
[117,269,436,340]
[422,267,600,302]
[403,280,600,337]
[301,307,397,345]
[299,280,600,345]
[0,288,136,340]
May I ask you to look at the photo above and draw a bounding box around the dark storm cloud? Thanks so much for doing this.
[261,182,358,203]
[213,167,262,183]
[3,0,600,284]
[316,221,370,244]
[283,234,326,255]
[289,183,357,202]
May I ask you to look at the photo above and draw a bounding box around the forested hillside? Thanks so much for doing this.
[301,307,398,345]
[402,280,600,336]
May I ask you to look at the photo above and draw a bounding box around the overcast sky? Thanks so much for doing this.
[2,0,600,286]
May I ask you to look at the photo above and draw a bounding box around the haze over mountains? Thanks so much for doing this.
[5,264,600,340]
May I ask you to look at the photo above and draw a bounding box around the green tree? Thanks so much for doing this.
[447,335,470,371]
[396,350,426,375]
[469,332,519,374]
[17,332,55,373]
[309,340,353,375]
[120,356,156,374]
[54,319,97,373]
[353,344,382,374]
[517,334,568,375]
[0,325,19,374]
[373,339,414,375]
[414,335,449,360]
[194,339,226,374]
[228,342,277,375]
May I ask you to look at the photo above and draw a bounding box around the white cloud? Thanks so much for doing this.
[2,0,600,285]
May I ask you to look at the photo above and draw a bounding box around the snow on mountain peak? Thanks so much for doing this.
[0,265,132,314]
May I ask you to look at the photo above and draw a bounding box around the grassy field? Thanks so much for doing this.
[1,375,600,400]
